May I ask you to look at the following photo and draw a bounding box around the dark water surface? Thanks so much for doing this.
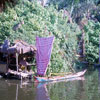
[0,69,100,100]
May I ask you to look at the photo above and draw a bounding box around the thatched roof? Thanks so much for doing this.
[0,40,36,54]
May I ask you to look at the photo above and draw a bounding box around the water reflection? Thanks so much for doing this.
[1,70,100,100]
[98,68,100,93]
[74,79,86,100]
[0,79,35,100]
[0,76,86,100]
[48,77,86,100]
[34,76,85,100]
[35,82,50,100]
[16,84,18,100]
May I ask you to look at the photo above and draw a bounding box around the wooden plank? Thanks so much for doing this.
[8,69,29,78]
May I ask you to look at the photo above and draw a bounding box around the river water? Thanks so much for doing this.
[0,69,100,100]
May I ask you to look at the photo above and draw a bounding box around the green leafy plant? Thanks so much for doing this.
[0,0,81,73]
[84,20,100,64]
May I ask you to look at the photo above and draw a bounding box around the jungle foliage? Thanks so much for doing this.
[84,21,100,64]
[0,0,81,73]
[51,0,100,66]
[1,0,100,70]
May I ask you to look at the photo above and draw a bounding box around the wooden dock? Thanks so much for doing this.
[7,69,34,79]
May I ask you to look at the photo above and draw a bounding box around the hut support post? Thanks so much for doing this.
[16,53,19,72]
[6,55,9,72]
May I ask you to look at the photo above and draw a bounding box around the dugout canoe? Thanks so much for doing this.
[34,69,87,83]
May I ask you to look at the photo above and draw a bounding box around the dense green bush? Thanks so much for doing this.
[0,0,80,73]
[84,20,100,64]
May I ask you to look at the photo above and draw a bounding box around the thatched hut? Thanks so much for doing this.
[0,40,36,79]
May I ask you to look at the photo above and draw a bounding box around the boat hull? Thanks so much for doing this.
[34,70,87,83]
